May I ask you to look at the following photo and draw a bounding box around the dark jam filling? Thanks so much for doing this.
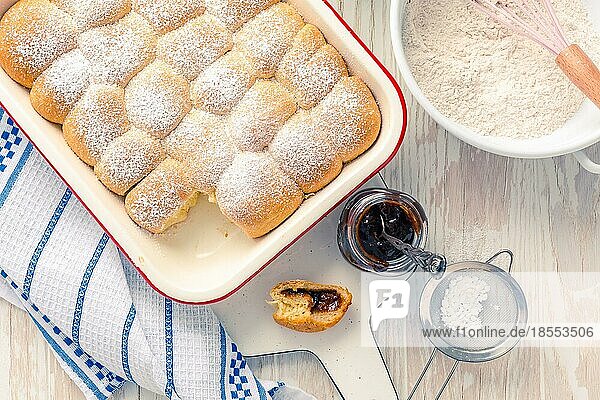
[357,201,418,264]
[281,289,341,313]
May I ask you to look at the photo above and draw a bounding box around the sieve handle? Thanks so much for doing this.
[434,360,459,400]
[486,249,514,273]
[406,348,460,400]
[406,349,438,400]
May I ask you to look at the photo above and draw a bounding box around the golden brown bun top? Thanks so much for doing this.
[0,0,77,88]
[51,0,131,31]
[313,76,381,162]
[216,152,303,238]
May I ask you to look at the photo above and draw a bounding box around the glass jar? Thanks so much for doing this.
[337,188,429,276]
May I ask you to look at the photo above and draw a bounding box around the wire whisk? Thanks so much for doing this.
[471,0,600,109]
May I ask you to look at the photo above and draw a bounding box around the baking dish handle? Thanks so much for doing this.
[575,150,600,174]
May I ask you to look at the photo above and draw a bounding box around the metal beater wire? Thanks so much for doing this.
[472,0,569,55]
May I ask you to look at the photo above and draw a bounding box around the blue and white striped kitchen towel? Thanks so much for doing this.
[0,107,314,400]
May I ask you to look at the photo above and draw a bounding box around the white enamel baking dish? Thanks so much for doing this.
[0,0,407,303]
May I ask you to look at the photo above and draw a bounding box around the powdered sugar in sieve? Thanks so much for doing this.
[440,274,490,331]
[430,268,520,352]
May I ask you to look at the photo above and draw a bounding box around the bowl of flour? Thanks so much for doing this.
[391,0,600,172]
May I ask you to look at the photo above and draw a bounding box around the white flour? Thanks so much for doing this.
[403,0,600,138]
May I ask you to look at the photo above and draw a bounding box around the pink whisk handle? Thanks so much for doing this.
[556,44,600,110]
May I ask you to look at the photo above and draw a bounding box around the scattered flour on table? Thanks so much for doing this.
[403,0,600,138]
[441,275,490,330]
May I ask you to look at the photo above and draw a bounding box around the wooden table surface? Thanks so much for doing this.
[2,1,600,399]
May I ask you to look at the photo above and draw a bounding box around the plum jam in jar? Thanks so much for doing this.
[337,188,428,276]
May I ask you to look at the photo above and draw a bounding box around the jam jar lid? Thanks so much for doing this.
[337,188,428,277]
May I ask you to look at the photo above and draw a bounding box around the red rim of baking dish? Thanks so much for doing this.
[0,0,408,305]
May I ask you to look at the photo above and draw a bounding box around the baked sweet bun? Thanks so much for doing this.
[184,138,237,200]
[78,12,157,86]
[165,110,237,198]
[270,280,353,333]
[133,0,205,34]
[312,76,381,163]
[0,0,383,237]
[63,84,129,166]
[276,24,323,97]
[51,0,131,32]
[205,0,278,32]
[157,13,233,81]
[0,0,77,88]
[30,50,91,124]
[216,152,303,238]
[235,2,304,78]
[278,24,326,68]
[95,129,165,195]
[126,158,199,234]
[277,43,348,109]
[164,109,224,160]
[125,61,191,139]
[228,80,296,151]
[190,51,257,115]
[269,113,342,194]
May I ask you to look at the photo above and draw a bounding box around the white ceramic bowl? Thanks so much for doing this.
[390,0,600,173]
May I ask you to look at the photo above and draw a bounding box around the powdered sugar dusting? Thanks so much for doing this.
[278,24,325,70]
[269,112,341,193]
[157,13,232,81]
[95,128,166,195]
[205,0,278,31]
[280,44,348,109]
[0,0,77,86]
[63,84,129,165]
[228,79,296,151]
[164,109,224,159]
[191,51,257,114]
[125,61,191,138]
[216,152,301,226]
[276,24,324,104]
[52,0,131,31]
[132,0,205,33]
[183,134,237,194]
[234,2,304,77]
[0,0,382,235]
[32,49,91,118]
[78,12,157,86]
[312,76,381,162]
[164,110,236,193]
[126,158,198,233]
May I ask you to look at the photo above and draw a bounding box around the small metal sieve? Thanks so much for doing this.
[408,250,528,400]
